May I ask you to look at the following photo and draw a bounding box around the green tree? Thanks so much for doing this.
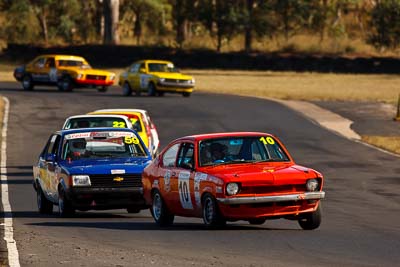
[198,0,241,52]
[369,0,400,50]
[29,0,57,45]
[74,0,100,43]
[240,0,274,53]
[272,0,313,41]
[306,0,329,42]
[121,0,166,45]
[53,1,82,43]
[1,0,39,43]
[169,0,198,49]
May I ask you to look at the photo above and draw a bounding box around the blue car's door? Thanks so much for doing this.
[39,134,61,202]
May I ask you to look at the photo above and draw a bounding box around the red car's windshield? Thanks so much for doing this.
[199,136,290,166]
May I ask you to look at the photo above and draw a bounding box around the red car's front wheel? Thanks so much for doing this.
[202,193,226,228]
[151,190,174,226]
[298,203,322,230]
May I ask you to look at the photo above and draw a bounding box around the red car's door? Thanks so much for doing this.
[158,143,180,213]
[172,142,196,216]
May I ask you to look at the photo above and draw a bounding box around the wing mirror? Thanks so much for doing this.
[45,154,56,162]
[139,68,146,73]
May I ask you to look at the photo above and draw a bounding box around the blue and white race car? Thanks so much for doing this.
[33,127,152,216]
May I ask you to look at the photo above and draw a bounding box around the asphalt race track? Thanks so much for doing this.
[0,82,399,267]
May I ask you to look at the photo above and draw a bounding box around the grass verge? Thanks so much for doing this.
[361,136,400,155]
[188,70,400,105]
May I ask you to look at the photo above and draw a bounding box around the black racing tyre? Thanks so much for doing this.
[182,92,191,97]
[151,190,174,226]
[248,218,266,225]
[298,204,322,230]
[122,82,132,96]
[127,206,141,214]
[98,86,108,92]
[157,91,164,97]
[22,74,34,91]
[147,83,156,96]
[37,186,53,214]
[58,76,74,92]
[58,189,75,217]
[202,193,226,228]
[135,86,141,96]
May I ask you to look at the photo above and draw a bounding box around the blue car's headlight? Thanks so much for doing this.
[72,175,91,186]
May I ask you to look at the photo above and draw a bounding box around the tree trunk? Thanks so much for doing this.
[134,11,142,45]
[217,26,222,52]
[103,0,120,45]
[97,0,105,42]
[283,6,289,42]
[177,19,187,48]
[244,0,255,53]
[319,0,328,43]
[175,0,186,49]
[37,11,49,45]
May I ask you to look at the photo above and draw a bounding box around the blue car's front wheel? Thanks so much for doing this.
[58,189,75,217]
[37,186,53,214]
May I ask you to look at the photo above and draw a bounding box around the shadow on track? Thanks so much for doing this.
[0,178,32,184]
[26,220,295,231]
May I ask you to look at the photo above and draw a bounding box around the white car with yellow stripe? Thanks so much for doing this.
[62,114,133,130]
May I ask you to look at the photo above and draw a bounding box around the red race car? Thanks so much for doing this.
[142,132,325,229]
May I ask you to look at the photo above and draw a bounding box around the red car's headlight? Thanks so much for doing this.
[306,179,319,192]
[226,183,240,196]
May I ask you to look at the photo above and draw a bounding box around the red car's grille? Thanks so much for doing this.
[89,174,142,188]
[86,75,106,80]
[239,184,306,195]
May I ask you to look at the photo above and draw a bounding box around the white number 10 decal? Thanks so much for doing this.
[178,171,193,209]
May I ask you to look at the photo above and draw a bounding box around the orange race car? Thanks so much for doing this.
[14,54,115,92]
[142,132,325,229]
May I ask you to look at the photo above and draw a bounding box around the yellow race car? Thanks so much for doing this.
[14,54,115,92]
[87,109,157,157]
[118,59,195,97]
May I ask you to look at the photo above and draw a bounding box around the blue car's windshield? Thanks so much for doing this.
[61,131,147,160]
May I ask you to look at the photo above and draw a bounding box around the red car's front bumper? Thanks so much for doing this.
[217,191,325,220]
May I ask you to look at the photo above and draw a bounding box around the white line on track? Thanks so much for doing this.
[1,97,20,267]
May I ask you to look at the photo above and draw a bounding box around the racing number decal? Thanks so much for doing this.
[49,68,57,82]
[124,136,139,145]
[140,74,149,89]
[113,121,126,128]
[259,136,275,145]
[178,171,193,209]
[164,170,171,192]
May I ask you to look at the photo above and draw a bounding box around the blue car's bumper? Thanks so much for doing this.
[65,187,146,210]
